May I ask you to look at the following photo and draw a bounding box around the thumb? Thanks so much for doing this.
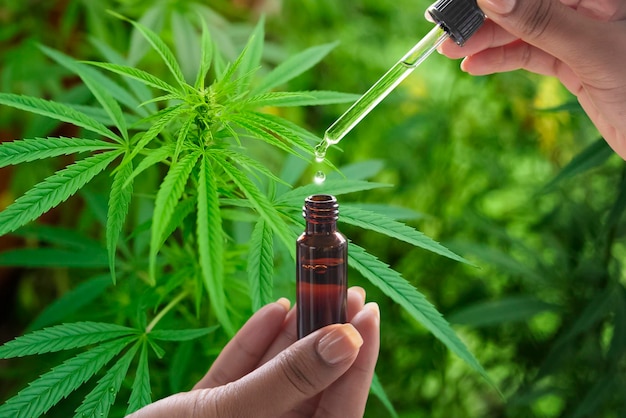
[476,0,603,65]
[211,323,363,417]
[128,324,363,418]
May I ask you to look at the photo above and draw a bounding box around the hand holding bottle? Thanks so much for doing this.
[127,287,380,418]
[438,0,626,160]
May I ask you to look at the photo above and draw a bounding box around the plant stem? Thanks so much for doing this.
[146,291,189,333]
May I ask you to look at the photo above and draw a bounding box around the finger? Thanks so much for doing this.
[194,298,291,389]
[313,302,381,418]
[576,0,626,21]
[476,0,604,66]
[459,40,582,93]
[258,287,366,366]
[208,323,362,417]
[127,324,363,418]
[438,19,517,59]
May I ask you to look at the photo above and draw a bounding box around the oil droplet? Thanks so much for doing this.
[314,171,326,185]
[314,141,328,163]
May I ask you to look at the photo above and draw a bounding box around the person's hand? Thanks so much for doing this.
[127,287,380,418]
[438,0,626,160]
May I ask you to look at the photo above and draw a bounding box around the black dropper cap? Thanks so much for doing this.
[427,0,485,46]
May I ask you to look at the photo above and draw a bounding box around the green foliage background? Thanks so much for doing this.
[1,0,625,417]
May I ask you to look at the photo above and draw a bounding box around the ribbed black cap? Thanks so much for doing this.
[427,0,485,46]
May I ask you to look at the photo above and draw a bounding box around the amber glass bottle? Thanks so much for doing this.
[296,194,348,339]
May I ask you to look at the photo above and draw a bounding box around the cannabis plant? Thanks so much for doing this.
[0,12,490,417]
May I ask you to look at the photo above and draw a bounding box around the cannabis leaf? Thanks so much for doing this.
[348,243,493,386]
[340,204,469,264]
[126,343,152,415]
[0,322,136,358]
[247,219,275,311]
[197,153,232,334]
[0,337,135,418]
[0,137,116,167]
[149,151,200,282]
[107,160,134,284]
[0,93,122,142]
[0,151,121,237]
[74,342,140,418]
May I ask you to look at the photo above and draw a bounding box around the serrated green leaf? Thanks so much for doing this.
[244,91,360,108]
[0,137,116,168]
[197,154,233,334]
[10,225,103,250]
[168,341,193,393]
[219,148,290,187]
[85,61,179,95]
[89,37,154,115]
[247,219,274,311]
[162,196,196,249]
[148,338,165,359]
[542,138,614,192]
[340,205,469,264]
[123,145,172,188]
[348,243,494,387]
[126,4,166,66]
[447,295,557,327]
[118,12,187,90]
[0,248,108,268]
[232,111,314,155]
[74,341,140,418]
[229,113,301,157]
[0,337,135,418]
[148,326,220,341]
[174,116,194,163]
[126,342,151,415]
[276,180,392,207]
[252,41,338,94]
[150,151,200,283]
[0,322,136,359]
[172,10,201,83]
[0,151,120,237]
[370,373,398,418]
[107,161,134,284]
[27,275,112,332]
[447,241,545,282]
[63,103,141,127]
[127,105,187,164]
[194,18,214,89]
[214,155,295,258]
[40,45,129,141]
[236,16,264,94]
[0,93,122,142]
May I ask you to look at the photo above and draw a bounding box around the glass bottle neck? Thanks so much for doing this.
[302,194,340,235]
[305,220,337,235]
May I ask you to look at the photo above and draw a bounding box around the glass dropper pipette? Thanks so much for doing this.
[315,0,485,161]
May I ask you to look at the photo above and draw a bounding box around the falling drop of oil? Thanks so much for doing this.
[314,171,326,185]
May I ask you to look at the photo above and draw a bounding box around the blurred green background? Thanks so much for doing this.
[1,0,625,417]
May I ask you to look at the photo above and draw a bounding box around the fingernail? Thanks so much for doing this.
[349,286,366,303]
[424,9,434,23]
[480,0,515,14]
[275,297,291,311]
[316,324,363,365]
[365,302,380,322]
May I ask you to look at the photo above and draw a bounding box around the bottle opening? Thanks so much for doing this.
[303,194,339,222]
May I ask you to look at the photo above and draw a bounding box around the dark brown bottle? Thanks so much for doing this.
[297,194,348,339]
